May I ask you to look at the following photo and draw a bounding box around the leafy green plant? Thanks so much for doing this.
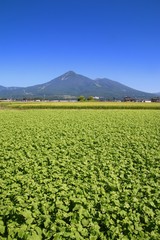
[0,110,160,239]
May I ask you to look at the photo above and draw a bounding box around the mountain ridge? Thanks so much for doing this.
[0,71,158,100]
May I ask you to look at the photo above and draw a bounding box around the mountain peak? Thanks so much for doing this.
[65,70,76,75]
[60,71,76,80]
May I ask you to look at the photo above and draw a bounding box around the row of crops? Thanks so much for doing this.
[0,109,160,239]
[0,101,160,109]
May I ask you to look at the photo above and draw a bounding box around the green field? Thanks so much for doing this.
[0,109,160,239]
[0,101,160,110]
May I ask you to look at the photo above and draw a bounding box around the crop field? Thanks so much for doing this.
[0,109,160,239]
[0,101,160,110]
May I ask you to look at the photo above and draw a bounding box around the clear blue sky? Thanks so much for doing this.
[0,0,159,93]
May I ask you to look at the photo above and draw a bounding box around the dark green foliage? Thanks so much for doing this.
[87,96,94,101]
[77,96,86,101]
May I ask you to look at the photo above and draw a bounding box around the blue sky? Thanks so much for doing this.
[0,0,159,93]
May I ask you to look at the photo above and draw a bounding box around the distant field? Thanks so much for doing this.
[0,101,160,109]
[0,109,160,239]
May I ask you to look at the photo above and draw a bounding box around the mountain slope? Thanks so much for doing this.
[94,78,154,99]
[0,85,6,91]
[0,71,157,100]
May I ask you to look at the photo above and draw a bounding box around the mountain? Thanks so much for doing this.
[0,71,157,100]
[0,85,6,91]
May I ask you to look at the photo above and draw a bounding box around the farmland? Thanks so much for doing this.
[0,101,160,110]
[0,109,160,239]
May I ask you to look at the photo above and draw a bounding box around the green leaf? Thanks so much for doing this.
[81,218,89,227]
[0,225,5,235]
[17,224,27,238]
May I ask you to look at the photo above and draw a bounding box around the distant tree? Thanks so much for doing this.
[78,96,86,102]
[87,96,94,101]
